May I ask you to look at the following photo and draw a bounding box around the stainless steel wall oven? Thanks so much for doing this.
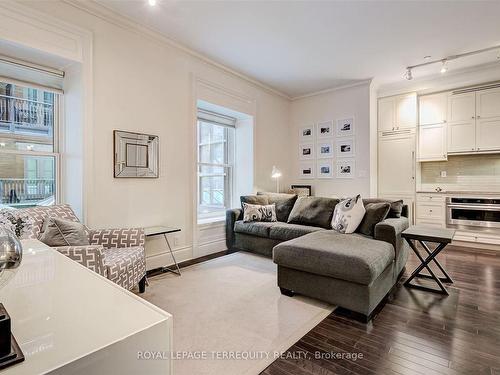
[446,197,500,231]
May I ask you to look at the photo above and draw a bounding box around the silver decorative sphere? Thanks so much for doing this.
[0,227,22,270]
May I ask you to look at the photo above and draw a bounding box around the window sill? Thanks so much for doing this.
[197,217,225,227]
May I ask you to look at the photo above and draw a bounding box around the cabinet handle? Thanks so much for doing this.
[472,116,475,119]
[477,147,480,151]
[477,115,481,119]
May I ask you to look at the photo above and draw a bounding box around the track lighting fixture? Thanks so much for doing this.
[440,60,448,74]
[403,44,500,80]
[148,0,157,6]
[404,68,413,80]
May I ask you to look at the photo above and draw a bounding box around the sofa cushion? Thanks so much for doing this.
[240,195,269,209]
[234,220,275,238]
[273,231,394,285]
[257,192,298,222]
[269,222,324,241]
[357,202,391,237]
[362,198,404,218]
[287,196,339,229]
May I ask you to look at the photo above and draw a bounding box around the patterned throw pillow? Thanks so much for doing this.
[331,195,366,234]
[242,203,277,223]
[0,208,34,239]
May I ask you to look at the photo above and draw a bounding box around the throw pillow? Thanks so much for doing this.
[331,195,366,234]
[39,217,90,247]
[287,196,339,229]
[242,203,277,223]
[357,202,391,237]
[0,208,33,239]
[257,192,298,222]
[362,198,404,218]
[240,195,269,209]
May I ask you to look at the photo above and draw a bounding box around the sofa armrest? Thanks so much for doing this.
[374,217,409,258]
[55,245,106,276]
[226,208,242,249]
[89,228,145,249]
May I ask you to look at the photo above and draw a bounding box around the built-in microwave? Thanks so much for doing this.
[446,197,500,231]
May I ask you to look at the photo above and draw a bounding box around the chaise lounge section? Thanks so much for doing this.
[226,194,409,321]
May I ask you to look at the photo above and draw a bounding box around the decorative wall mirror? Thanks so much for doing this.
[114,130,159,178]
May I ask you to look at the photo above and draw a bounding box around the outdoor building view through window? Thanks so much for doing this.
[0,81,58,208]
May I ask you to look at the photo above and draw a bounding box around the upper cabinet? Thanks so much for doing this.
[476,87,500,119]
[378,93,417,132]
[419,93,447,126]
[448,92,476,123]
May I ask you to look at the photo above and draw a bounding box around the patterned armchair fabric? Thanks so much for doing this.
[55,244,107,277]
[13,204,146,292]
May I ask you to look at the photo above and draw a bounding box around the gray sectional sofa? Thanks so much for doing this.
[226,193,410,322]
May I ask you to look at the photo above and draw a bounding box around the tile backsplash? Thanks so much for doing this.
[420,154,500,191]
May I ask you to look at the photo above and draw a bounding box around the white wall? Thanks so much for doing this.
[290,83,373,198]
[19,1,291,264]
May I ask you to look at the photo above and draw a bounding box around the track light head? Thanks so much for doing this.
[148,0,157,6]
[404,68,413,80]
[440,60,448,74]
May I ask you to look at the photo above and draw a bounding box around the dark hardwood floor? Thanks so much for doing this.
[260,245,500,375]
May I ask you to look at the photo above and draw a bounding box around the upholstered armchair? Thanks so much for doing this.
[13,204,147,293]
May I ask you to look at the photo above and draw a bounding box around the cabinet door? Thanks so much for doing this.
[476,118,500,151]
[418,124,447,161]
[448,92,475,123]
[378,132,415,195]
[448,121,476,153]
[477,87,500,120]
[378,97,395,132]
[396,93,417,129]
[419,92,448,125]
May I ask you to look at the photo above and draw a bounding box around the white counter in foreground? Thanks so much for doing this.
[0,240,172,375]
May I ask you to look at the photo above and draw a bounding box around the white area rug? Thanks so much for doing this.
[142,252,334,375]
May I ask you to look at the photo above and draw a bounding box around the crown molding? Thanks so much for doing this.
[62,0,292,100]
[290,79,373,101]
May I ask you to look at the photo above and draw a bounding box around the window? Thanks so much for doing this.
[197,109,236,221]
[0,81,59,207]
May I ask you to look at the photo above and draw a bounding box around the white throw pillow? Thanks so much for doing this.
[242,203,277,223]
[331,195,366,234]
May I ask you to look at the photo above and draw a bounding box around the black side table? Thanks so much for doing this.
[401,225,456,295]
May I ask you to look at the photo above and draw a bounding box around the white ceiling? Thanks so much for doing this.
[96,0,500,98]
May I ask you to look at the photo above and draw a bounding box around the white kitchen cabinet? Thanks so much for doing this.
[448,121,476,153]
[419,92,447,126]
[476,87,500,119]
[378,93,417,132]
[378,130,416,196]
[378,96,395,132]
[476,118,500,151]
[415,194,445,228]
[396,93,417,129]
[448,92,475,123]
[418,123,447,161]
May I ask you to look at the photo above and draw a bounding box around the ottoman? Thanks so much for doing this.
[273,230,401,322]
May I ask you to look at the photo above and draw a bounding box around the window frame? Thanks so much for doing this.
[196,117,235,222]
[0,81,61,207]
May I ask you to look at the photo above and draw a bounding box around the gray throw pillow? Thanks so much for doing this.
[240,195,269,209]
[39,217,90,247]
[287,196,339,229]
[362,198,403,218]
[257,192,298,222]
[357,202,391,237]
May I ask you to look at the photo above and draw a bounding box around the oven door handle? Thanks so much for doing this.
[447,204,500,210]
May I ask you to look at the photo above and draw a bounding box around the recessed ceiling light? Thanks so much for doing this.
[148,0,157,6]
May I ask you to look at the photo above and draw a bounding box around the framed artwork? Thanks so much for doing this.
[289,185,312,196]
[299,162,315,179]
[336,117,355,137]
[317,121,334,139]
[298,143,315,160]
[317,160,333,179]
[336,159,355,178]
[336,137,355,158]
[299,125,315,141]
[317,140,334,159]
[114,130,159,178]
